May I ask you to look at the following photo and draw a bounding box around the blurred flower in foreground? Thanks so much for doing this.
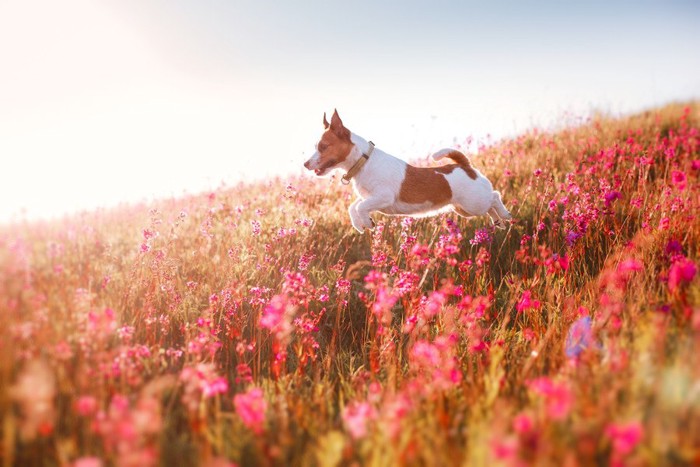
[565,316,595,358]
[528,377,573,420]
[668,257,697,293]
[9,360,56,440]
[606,421,643,465]
[342,401,377,440]
[234,387,267,435]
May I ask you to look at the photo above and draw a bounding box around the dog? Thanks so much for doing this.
[304,110,512,233]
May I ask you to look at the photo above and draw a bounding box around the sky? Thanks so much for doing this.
[0,0,698,221]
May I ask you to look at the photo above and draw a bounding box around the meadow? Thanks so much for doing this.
[1,103,698,466]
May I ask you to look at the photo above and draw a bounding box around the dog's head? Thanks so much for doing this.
[304,110,354,177]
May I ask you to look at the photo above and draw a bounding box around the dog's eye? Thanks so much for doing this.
[318,144,328,153]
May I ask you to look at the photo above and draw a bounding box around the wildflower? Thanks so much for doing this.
[565,316,594,358]
[528,377,573,420]
[233,387,267,435]
[9,360,56,440]
[617,258,643,281]
[180,364,229,413]
[671,170,687,191]
[668,258,697,293]
[73,458,104,467]
[565,230,581,246]
[516,290,541,313]
[372,286,397,325]
[423,290,447,319]
[410,336,462,393]
[202,377,229,398]
[335,278,351,295]
[604,190,621,208]
[75,395,99,416]
[342,401,376,440]
[259,294,294,344]
[606,421,643,458]
[664,239,684,259]
[630,197,643,208]
[490,436,518,461]
[513,412,534,435]
[380,393,412,441]
[470,227,492,246]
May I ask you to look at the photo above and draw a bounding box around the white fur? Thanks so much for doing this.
[306,133,511,233]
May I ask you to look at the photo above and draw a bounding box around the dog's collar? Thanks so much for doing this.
[341,141,374,185]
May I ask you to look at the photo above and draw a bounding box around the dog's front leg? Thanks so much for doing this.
[348,199,365,233]
[353,194,392,233]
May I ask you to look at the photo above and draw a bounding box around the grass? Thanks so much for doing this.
[1,102,698,466]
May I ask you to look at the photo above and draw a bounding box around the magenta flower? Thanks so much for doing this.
[668,258,697,293]
[73,458,104,467]
[233,387,267,435]
[516,290,541,313]
[469,227,492,246]
[342,401,376,440]
[528,377,573,420]
[75,395,99,417]
[671,170,687,191]
[513,412,534,435]
[606,421,643,456]
[259,294,294,344]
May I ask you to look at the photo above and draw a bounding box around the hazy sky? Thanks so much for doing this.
[1,0,698,221]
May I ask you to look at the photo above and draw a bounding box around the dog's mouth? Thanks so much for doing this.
[313,159,337,176]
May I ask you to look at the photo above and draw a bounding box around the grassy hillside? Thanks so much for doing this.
[1,102,698,466]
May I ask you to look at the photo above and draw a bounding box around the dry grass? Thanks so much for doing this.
[1,102,698,466]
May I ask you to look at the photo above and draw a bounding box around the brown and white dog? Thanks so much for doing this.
[304,110,512,233]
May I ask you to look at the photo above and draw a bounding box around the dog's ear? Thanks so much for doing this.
[330,109,350,139]
[323,112,330,129]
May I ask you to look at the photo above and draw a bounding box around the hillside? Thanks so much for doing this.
[1,102,698,466]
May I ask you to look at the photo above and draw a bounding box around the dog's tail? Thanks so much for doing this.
[431,148,477,180]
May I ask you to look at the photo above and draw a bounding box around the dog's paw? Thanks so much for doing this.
[493,219,506,230]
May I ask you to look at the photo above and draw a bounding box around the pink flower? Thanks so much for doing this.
[75,395,99,416]
[202,377,229,398]
[9,360,56,441]
[490,436,518,461]
[342,401,376,440]
[513,412,534,434]
[409,336,463,393]
[516,290,541,313]
[671,170,687,190]
[668,258,697,293]
[73,458,104,467]
[528,377,573,420]
[260,294,294,344]
[606,421,643,456]
[233,387,267,435]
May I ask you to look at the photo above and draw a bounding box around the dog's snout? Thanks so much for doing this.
[303,159,311,170]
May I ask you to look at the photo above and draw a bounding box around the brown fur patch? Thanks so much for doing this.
[399,164,453,206]
[316,126,353,170]
[442,150,478,180]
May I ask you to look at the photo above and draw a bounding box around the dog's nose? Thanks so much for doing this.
[303,159,311,170]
